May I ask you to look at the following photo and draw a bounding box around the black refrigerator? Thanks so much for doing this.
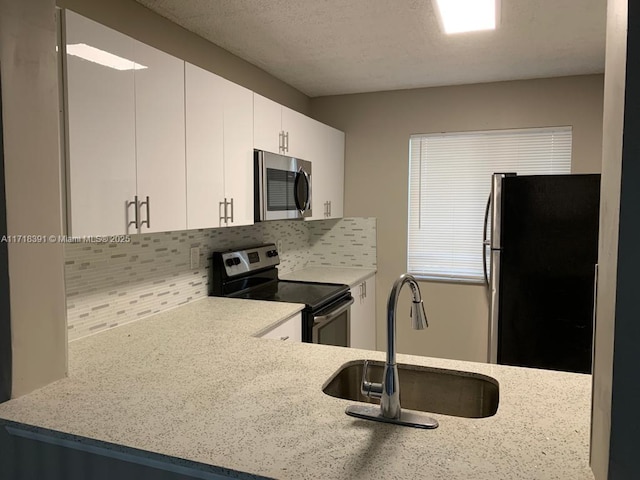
[483,173,601,374]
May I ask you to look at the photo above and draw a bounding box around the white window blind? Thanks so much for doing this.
[408,127,572,282]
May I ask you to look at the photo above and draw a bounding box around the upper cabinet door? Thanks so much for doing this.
[65,11,136,236]
[282,106,316,160]
[222,80,254,227]
[301,118,343,221]
[185,63,225,230]
[253,93,282,154]
[325,126,345,218]
[133,41,186,233]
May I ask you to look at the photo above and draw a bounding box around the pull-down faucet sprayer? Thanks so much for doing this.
[345,273,438,429]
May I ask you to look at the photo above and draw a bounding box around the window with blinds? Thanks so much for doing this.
[407,126,572,282]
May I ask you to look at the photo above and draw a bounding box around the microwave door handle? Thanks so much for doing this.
[295,167,311,215]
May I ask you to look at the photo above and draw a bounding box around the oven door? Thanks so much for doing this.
[312,296,353,347]
[255,150,312,221]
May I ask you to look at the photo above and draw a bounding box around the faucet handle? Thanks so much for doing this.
[361,360,383,399]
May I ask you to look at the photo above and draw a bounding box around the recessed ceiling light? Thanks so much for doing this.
[66,44,147,71]
[434,0,499,34]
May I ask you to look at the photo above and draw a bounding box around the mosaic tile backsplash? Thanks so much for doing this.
[65,217,376,341]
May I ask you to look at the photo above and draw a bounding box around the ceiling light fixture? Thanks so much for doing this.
[66,44,147,71]
[434,0,499,34]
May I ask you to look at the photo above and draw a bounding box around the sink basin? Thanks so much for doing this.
[322,360,499,418]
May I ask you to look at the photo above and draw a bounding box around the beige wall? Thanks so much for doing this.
[57,0,310,114]
[0,0,68,397]
[311,75,604,362]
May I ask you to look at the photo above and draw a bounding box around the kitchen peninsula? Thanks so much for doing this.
[0,297,593,479]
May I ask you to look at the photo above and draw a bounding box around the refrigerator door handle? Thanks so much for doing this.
[488,250,501,364]
[482,193,492,287]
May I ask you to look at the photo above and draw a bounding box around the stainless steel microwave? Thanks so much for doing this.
[254,150,312,221]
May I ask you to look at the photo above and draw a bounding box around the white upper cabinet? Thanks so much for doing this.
[324,126,345,219]
[185,63,225,230]
[307,123,345,220]
[133,41,186,234]
[253,92,345,222]
[65,11,186,236]
[253,93,282,154]
[281,106,316,160]
[65,11,137,237]
[185,63,254,229]
[221,80,254,227]
[65,11,342,236]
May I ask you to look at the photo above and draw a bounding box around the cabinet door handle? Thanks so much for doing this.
[363,280,367,298]
[229,197,234,223]
[127,195,139,231]
[280,336,289,341]
[279,131,284,153]
[328,200,332,217]
[219,200,224,225]
[139,196,150,229]
[284,132,289,152]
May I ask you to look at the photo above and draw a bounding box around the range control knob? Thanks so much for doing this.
[225,258,235,267]
[233,257,241,265]
[267,250,279,258]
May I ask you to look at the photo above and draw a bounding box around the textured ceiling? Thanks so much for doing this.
[135,0,607,97]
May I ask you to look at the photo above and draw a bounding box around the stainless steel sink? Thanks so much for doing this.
[322,360,499,419]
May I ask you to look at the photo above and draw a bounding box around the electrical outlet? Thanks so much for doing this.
[277,239,283,253]
[190,247,200,269]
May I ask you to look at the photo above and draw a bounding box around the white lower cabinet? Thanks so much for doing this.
[350,275,376,350]
[259,313,302,342]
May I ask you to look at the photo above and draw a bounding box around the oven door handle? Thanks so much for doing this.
[313,297,354,326]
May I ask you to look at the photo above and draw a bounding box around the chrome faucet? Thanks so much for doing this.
[345,273,439,429]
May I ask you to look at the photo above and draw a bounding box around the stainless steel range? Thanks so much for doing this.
[209,244,353,346]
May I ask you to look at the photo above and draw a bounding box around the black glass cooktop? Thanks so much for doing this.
[231,280,349,311]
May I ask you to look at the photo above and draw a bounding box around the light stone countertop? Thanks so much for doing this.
[0,297,594,480]
[280,266,376,288]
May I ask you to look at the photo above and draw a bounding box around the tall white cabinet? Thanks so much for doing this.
[184,63,225,230]
[65,11,137,237]
[221,77,254,227]
[185,63,253,229]
[65,11,186,236]
[133,41,186,234]
[309,125,345,220]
